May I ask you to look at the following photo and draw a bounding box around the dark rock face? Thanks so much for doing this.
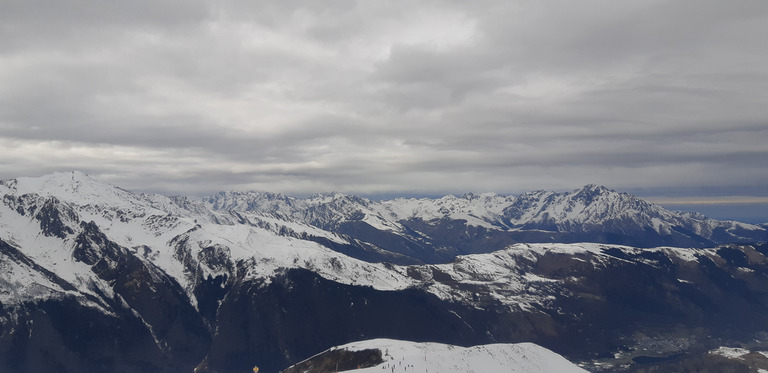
[205,268,489,373]
[2,227,211,373]
[36,198,77,238]
[0,298,172,373]
[280,348,382,373]
[5,202,768,373]
[336,221,439,263]
[531,245,768,366]
[5,233,768,372]
[200,245,768,372]
[304,233,418,266]
[73,221,123,265]
[2,194,78,238]
[77,224,211,371]
[625,351,768,373]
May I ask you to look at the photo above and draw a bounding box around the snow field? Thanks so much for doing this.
[335,339,588,373]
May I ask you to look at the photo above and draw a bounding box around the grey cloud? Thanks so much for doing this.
[0,0,208,53]
[1,0,767,198]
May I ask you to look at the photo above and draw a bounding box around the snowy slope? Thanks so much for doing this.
[500,185,761,238]
[374,193,516,229]
[3,171,764,311]
[285,338,588,373]
[203,191,517,232]
[204,185,767,251]
[1,171,760,312]
[0,172,417,306]
[172,221,417,291]
[0,238,93,306]
[0,172,196,297]
[373,242,727,311]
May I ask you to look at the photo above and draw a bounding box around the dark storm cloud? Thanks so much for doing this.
[1,0,767,197]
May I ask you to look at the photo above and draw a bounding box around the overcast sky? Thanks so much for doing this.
[1,0,767,202]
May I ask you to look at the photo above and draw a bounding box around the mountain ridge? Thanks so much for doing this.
[2,171,768,372]
[201,179,766,263]
[4,171,766,265]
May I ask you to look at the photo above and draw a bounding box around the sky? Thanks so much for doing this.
[1,0,767,219]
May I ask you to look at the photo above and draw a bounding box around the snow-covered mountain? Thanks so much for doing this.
[498,184,763,242]
[0,172,418,312]
[204,184,767,263]
[281,338,589,373]
[2,171,768,373]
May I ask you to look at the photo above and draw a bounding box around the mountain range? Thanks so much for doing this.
[1,171,767,372]
[203,183,766,264]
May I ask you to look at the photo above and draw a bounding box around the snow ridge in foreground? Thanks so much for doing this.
[320,339,587,373]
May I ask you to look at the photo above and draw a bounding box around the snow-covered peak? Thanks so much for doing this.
[505,184,676,228]
[203,183,767,246]
[0,171,138,208]
[577,183,611,194]
[205,189,518,230]
[498,185,765,243]
[0,171,215,231]
[307,191,352,202]
[203,191,297,214]
[373,193,515,229]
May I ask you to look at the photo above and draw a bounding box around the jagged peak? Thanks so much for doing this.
[209,190,290,199]
[307,191,366,202]
[203,191,296,206]
[567,185,626,204]
[437,194,458,201]
[305,192,371,207]
[3,170,94,188]
[308,191,347,199]
[573,184,613,195]
[1,171,136,207]
[517,189,553,197]
[459,192,500,199]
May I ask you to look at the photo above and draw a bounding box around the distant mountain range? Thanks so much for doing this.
[204,183,767,263]
[1,171,767,372]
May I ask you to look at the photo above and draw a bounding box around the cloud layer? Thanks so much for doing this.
[1,0,767,197]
